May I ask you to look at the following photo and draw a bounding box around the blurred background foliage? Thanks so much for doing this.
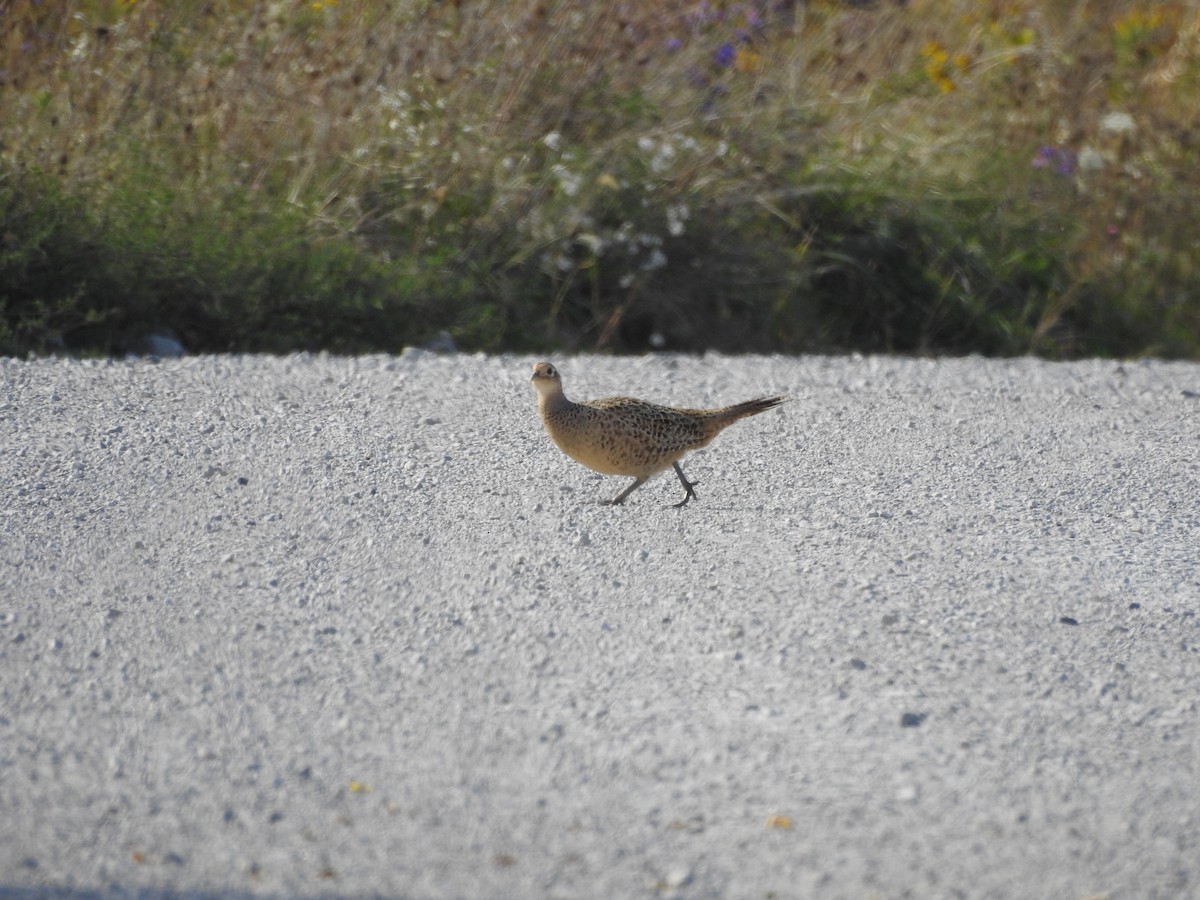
[2,0,1198,357]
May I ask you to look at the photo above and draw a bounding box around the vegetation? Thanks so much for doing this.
[2,0,1198,357]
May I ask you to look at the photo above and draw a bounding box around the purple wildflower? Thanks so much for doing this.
[666,37,683,53]
[1032,146,1076,176]
[714,42,736,68]
[1054,152,1077,176]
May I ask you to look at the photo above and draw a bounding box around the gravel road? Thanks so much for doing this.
[2,352,1198,899]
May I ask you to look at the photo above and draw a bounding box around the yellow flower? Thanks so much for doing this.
[922,41,949,66]
[735,48,763,74]
[922,45,950,91]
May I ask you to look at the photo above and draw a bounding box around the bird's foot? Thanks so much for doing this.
[671,479,700,509]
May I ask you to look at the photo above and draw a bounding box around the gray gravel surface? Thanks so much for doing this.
[2,352,1199,900]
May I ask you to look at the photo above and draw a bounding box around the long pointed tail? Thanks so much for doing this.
[705,398,792,436]
[714,395,787,426]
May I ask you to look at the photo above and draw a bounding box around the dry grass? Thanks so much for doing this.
[2,0,1198,356]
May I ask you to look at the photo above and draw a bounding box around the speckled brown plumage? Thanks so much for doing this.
[530,361,785,507]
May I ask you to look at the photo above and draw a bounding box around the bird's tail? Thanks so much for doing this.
[710,395,787,430]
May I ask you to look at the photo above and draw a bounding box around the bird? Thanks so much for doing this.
[530,361,785,507]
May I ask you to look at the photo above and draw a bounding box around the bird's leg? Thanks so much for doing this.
[603,477,647,506]
[670,462,700,508]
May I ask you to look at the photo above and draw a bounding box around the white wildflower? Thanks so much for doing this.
[576,233,605,256]
[1099,111,1136,135]
[651,143,676,174]
[666,204,690,237]
[1078,146,1105,172]
[377,87,411,110]
[641,248,668,271]
[551,164,581,197]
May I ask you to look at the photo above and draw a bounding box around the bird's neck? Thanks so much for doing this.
[538,389,573,417]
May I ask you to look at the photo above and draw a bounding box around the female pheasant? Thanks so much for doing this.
[530,361,785,507]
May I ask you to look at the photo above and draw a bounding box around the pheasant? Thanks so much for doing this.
[530,361,785,507]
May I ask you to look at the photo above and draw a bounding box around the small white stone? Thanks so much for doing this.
[663,865,691,889]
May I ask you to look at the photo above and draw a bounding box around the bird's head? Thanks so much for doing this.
[530,361,563,397]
